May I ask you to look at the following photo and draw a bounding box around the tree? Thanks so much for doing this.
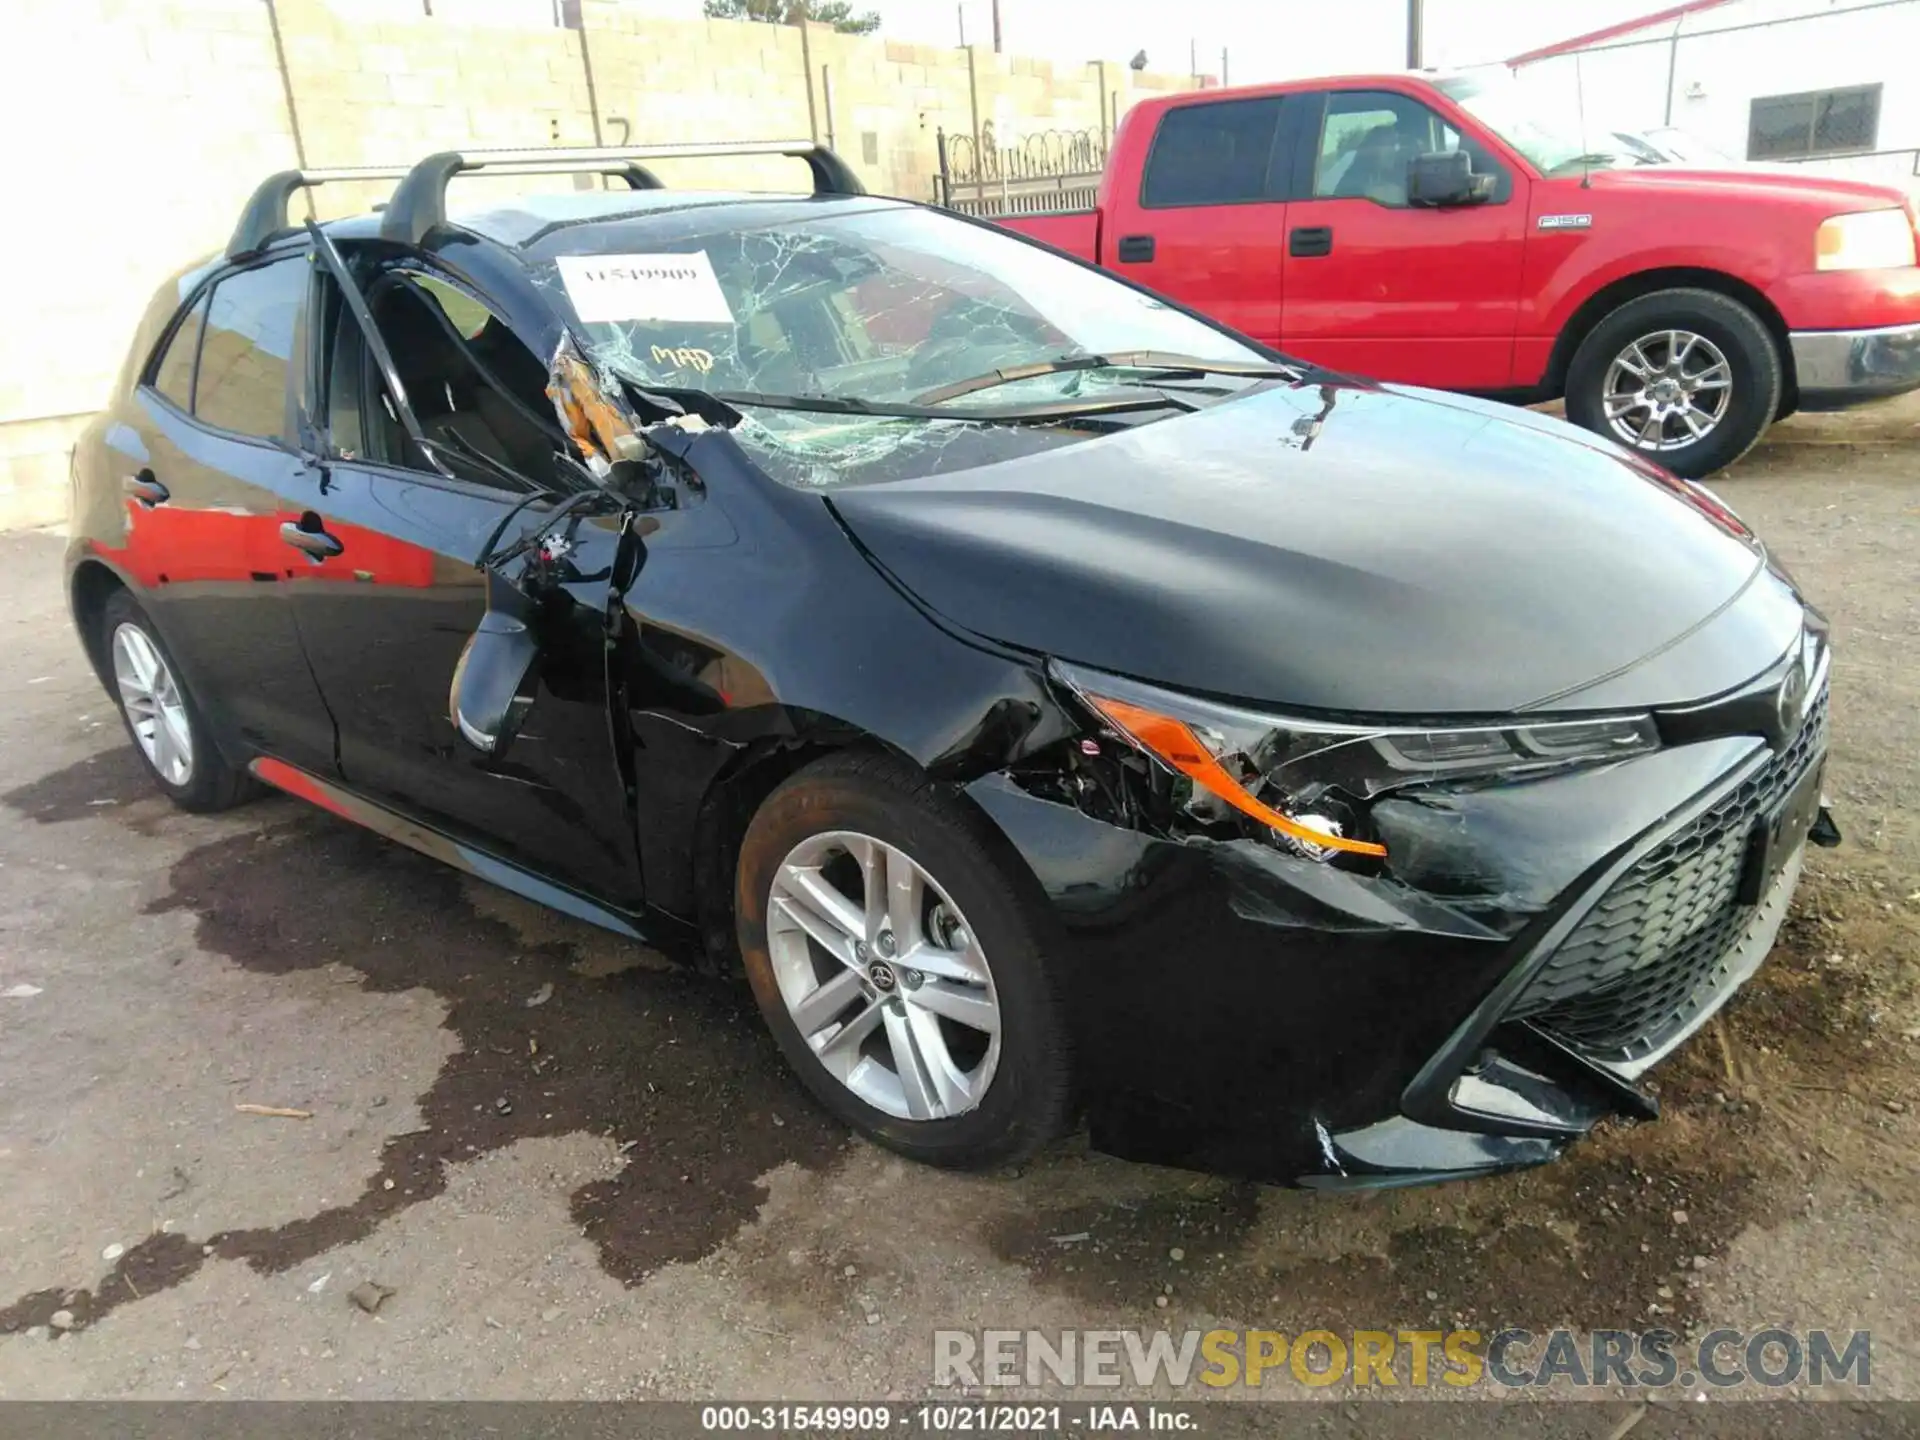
[702,0,881,36]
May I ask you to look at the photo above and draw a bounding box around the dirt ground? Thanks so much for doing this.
[0,398,1917,1411]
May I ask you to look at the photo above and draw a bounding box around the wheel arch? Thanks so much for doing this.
[1545,268,1799,420]
[68,556,131,688]
[688,727,907,977]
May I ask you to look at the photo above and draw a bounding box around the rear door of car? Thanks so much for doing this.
[101,249,337,772]
[1100,93,1291,346]
[283,252,643,906]
[1277,86,1530,390]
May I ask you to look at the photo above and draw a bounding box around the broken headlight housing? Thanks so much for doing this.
[1051,661,1659,863]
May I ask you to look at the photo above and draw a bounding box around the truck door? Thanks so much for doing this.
[1101,93,1288,346]
[1279,88,1529,390]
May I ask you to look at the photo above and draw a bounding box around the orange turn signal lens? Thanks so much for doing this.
[1086,695,1387,858]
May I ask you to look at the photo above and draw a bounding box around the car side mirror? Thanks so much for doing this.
[450,605,542,757]
[1408,150,1493,206]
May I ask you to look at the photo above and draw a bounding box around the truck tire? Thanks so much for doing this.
[1564,287,1782,479]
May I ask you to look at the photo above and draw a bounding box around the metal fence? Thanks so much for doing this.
[934,126,1107,217]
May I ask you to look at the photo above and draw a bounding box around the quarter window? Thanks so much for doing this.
[194,256,307,441]
[150,294,208,412]
[1748,84,1880,161]
[1141,97,1284,207]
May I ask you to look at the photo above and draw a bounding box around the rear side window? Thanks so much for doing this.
[1141,97,1284,208]
[193,256,308,441]
[150,294,208,412]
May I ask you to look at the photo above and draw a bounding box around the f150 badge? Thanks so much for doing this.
[1538,213,1594,230]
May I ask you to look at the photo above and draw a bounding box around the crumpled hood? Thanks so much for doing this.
[828,380,1806,715]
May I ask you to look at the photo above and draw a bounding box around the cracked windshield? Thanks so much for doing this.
[526,205,1277,487]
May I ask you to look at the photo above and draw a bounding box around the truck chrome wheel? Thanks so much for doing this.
[111,621,195,787]
[766,829,1001,1122]
[1602,329,1733,452]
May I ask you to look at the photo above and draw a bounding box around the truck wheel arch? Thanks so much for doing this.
[1547,268,1799,421]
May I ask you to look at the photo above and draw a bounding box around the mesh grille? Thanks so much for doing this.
[1510,683,1828,1061]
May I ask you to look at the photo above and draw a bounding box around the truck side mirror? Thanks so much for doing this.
[1408,150,1492,207]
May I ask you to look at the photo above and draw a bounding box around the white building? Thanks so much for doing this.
[1504,0,1920,198]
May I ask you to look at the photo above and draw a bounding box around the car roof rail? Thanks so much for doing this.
[228,167,414,261]
[378,141,867,247]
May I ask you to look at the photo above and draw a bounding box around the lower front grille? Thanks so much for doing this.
[1509,682,1828,1063]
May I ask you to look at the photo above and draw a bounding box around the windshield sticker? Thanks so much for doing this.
[651,344,717,375]
[555,252,736,325]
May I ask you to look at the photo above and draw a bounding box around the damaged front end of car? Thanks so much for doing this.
[956,642,1837,1189]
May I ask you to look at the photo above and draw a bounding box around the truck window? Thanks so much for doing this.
[1141,96,1284,208]
[1313,90,1498,207]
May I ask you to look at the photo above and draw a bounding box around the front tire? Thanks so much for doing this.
[1564,287,1782,479]
[100,589,253,813]
[735,751,1072,1170]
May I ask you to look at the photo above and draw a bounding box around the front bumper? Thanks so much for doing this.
[1790,320,1920,408]
[967,641,1832,1190]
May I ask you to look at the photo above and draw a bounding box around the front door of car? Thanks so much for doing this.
[103,251,338,774]
[1279,88,1530,391]
[282,259,643,907]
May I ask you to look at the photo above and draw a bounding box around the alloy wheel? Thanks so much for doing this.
[111,622,194,787]
[1601,328,1733,452]
[766,829,1001,1121]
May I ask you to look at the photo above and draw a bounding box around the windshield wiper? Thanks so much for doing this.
[910,351,1300,406]
[624,381,1201,426]
[1551,152,1621,174]
[714,388,1201,423]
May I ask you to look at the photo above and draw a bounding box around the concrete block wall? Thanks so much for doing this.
[0,0,1200,528]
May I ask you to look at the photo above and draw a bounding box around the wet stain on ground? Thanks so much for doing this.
[0,807,846,1336]
[986,863,1915,1339]
[1,747,156,826]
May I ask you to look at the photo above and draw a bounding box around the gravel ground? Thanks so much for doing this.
[0,402,1916,1417]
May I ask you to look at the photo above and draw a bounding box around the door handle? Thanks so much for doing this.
[1115,234,1156,263]
[123,469,169,508]
[1289,226,1334,258]
[281,516,344,562]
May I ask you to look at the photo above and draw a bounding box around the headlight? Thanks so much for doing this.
[1815,209,1918,271]
[1052,661,1659,863]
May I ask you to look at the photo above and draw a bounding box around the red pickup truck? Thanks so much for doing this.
[992,71,1920,477]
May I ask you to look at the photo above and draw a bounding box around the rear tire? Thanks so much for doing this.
[99,590,254,813]
[735,750,1071,1170]
[1564,287,1782,479]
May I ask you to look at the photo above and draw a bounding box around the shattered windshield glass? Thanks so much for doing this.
[523,205,1275,486]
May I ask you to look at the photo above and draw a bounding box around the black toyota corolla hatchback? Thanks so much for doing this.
[69,143,1837,1188]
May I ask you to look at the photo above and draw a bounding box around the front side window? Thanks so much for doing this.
[328,266,564,493]
[1748,84,1881,161]
[525,205,1271,490]
[150,293,208,412]
[1141,97,1284,207]
[1315,89,1503,205]
[194,256,307,440]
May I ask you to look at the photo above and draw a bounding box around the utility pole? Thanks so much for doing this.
[991,0,1002,53]
[1189,36,1197,80]
[1406,0,1424,70]
[957,2,966,46]
[1221,46,1229,86]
